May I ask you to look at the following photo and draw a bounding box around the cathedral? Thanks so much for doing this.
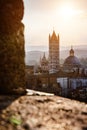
[40,30,87,74]
[40,31,82,74]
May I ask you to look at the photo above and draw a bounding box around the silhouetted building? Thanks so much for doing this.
[57,77,87,100]
[26,65,34,75]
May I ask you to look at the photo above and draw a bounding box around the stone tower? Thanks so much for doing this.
[0,0,26,94]
[49,30,59,73]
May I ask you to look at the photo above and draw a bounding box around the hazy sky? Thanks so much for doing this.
[23,0,87,50]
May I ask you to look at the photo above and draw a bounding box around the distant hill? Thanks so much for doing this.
[60,49,87,59]
[25,45,48,52]
[25,44,87,51]
[25,51,48,65]
[25,45,87,65]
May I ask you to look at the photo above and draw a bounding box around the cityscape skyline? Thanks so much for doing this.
[23,0,87,51]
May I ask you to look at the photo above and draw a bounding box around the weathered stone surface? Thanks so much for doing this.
[0,94,87,130]
[0,0,24,34]
[0,24,26,94]
[0,0,26,94]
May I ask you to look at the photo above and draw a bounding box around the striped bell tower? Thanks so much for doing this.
[49,30,60,73]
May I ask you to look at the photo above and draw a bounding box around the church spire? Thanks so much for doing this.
[43,52,46,59]
[51,30,57,40]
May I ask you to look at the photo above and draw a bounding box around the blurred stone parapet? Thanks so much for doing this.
[0,0,26,94]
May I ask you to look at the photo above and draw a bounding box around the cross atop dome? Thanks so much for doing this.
[70,46,74,56]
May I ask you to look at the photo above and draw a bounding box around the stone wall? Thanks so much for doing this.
[0,95,87,130]
[0,0,26,94]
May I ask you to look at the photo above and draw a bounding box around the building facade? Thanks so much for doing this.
[49,30,60,73]
[57,77,87,99]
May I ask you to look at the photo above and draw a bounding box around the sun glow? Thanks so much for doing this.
[59,4,83,21]
[61,7,74,18]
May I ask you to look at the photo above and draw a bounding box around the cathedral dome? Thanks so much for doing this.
[64,56,81,67]
[64,47,81,68]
